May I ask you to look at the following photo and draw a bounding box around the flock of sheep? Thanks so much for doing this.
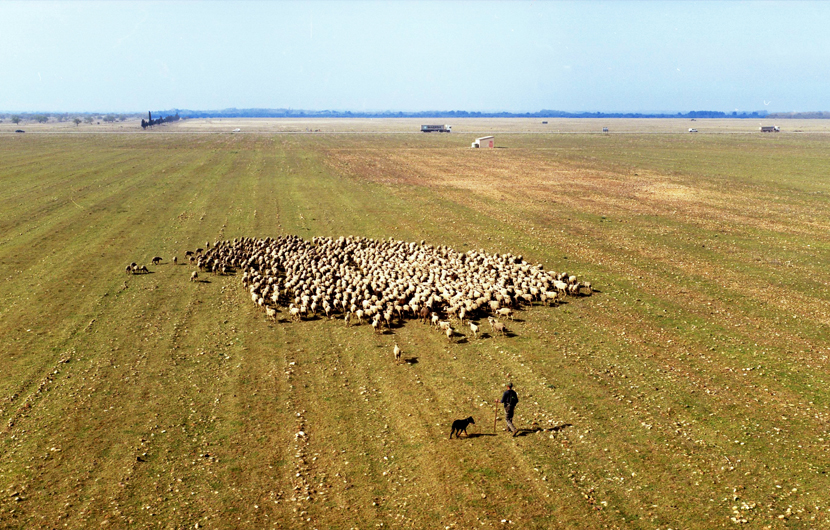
[183,235,592,342]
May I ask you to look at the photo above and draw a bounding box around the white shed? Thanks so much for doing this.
[472,136,495,148]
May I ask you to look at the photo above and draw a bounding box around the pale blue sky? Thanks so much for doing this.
[1,1,827,113]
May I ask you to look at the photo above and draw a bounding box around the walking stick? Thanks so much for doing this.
[493,401,499,434]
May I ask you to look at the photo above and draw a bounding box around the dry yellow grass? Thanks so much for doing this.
[0,131,828,528]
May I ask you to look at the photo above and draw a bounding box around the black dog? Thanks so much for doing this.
[449,416,475,439]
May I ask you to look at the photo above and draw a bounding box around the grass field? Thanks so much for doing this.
[1,127,829,529]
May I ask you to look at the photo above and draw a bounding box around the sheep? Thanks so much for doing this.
[125,264,133,275]
[487,316,507,336]
[152,256,162,265]
[393,343,401,361]
[173,256,178,265]
[469,322,479,339]
[445,326,454,342]
[265,307,277,321]
[491,319,506,336]
[580,281,592,295]
[137,265,149,274]
[186,234,591,333]
[190,271,198,282]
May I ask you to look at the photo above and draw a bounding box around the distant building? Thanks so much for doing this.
[472,136,494,148]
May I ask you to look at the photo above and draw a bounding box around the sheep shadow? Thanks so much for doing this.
[487,331,517,339]
[195,279,211,284]
[465,433,496,439]
[403,356,418,364]
[514,423,573,437]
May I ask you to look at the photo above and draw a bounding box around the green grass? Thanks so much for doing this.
[0,131,829,528]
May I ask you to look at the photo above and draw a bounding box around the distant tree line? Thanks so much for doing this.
[155,108,771,120]
[12,108,827,125]
[0,112,139,125]
[766,111,830,119]
[141,111,181,129]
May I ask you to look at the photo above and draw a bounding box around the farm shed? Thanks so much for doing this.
[472,136,494,148]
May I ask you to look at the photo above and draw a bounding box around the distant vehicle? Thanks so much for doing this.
[15,129,24,133]
[232,128,241,133]
[471,136,494,148]
[421,124,451,133]
[602,127,609,133]
[542,121,548,124]
[688,128,698,133]
[691,118,697,121]
[759,126,780,133]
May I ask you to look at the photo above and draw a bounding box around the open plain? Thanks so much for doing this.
[1,121,829,528]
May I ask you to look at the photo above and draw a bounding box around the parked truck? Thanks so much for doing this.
[421,124,451,133]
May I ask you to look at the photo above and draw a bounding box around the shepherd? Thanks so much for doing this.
[495,382,519,437]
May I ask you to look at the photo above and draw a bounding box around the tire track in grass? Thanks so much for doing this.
[259,308,610,528]
[0,138,290,524]
[0,147,228,411]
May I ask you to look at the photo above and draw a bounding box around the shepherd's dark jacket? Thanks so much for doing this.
[500,389,519,407]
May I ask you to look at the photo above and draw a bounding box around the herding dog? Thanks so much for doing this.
[449,416,475,439]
